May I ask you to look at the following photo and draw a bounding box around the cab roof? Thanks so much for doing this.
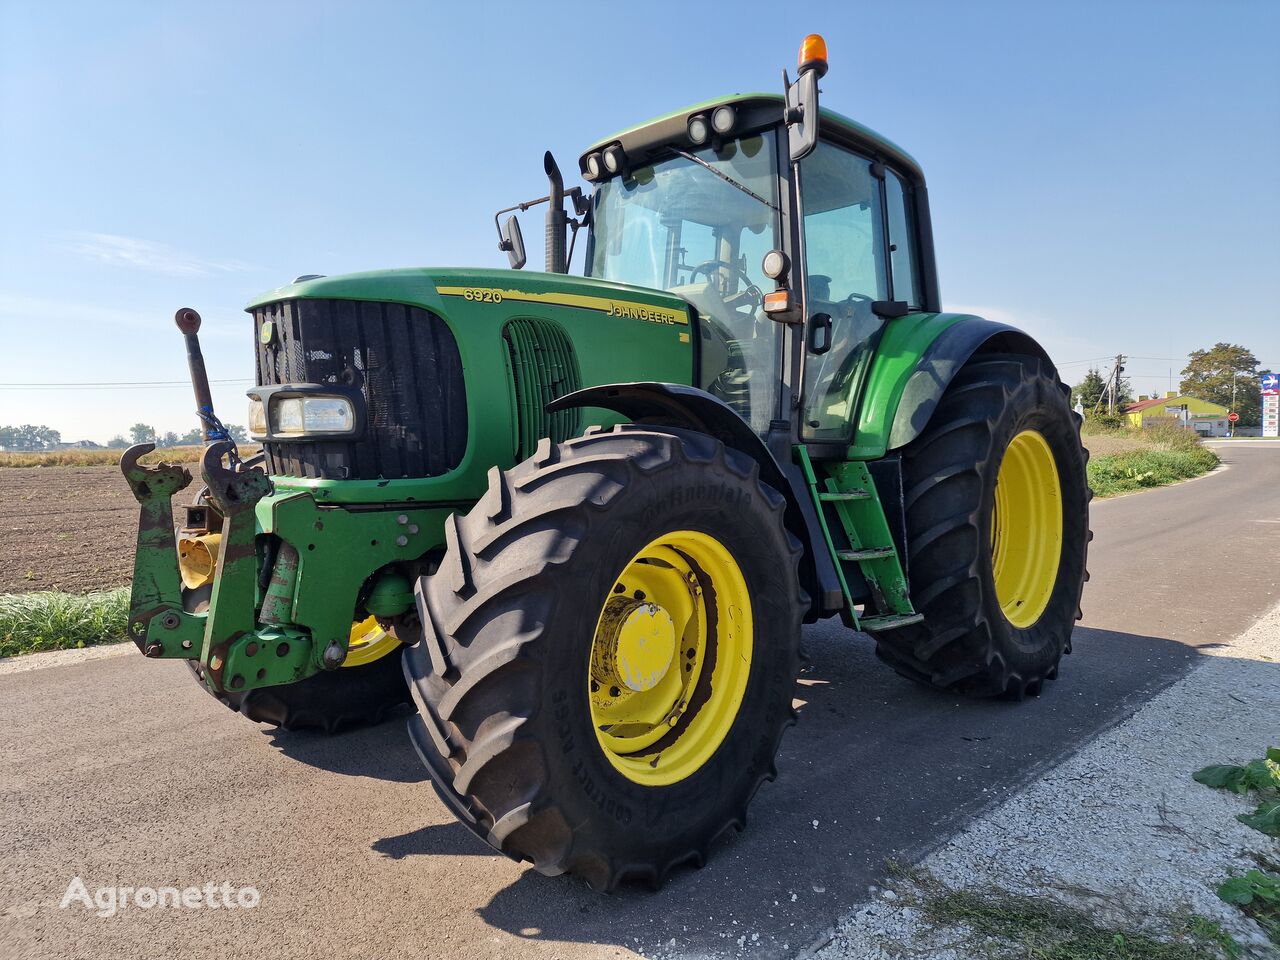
[579,92,923,183]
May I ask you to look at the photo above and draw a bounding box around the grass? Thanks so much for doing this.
[921,887,1239,959]
[0,444,260,467]
[0,588,129,657]
[1082,422,1219,498]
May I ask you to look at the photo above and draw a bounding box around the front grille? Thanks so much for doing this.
[503,317,581,459]
[253,299,467,480]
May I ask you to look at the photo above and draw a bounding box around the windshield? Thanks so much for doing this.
[586,130,782,434]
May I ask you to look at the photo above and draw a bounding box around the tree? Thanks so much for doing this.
[129,423,157,444]
[179,428,204,445]
[158,431,181,448]
[108,435,129,448]
[1180,343,1270,428]
[225,423,249,442]
[0,424,61,450]
[1071,368,1107,409]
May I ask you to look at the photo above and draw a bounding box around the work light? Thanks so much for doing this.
[711,105,736,135]
[687,114,710,145]
[248,392,359,439]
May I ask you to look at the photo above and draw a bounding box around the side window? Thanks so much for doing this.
[801,142,887,303]
[885,171,921,308]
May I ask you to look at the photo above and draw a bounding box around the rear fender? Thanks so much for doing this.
[851,314,1054,459]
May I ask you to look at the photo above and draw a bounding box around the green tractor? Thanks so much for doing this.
[121,34,1089,890]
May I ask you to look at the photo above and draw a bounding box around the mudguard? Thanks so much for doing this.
[850,314,1055,460]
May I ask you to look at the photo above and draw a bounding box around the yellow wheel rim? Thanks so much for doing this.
[341,615,399,668]
[991,430,1063,628]
[589,530,753,787]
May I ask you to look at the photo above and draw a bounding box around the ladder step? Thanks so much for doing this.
[836,546,896,561]
[818,489,871,501]
[859,613,925,632]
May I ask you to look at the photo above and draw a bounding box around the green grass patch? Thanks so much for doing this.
[1088,446,1219,498]
[922,887,1238,959]
[0,588,129,657]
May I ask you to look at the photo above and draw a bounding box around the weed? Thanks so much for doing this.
[0,589,129,657]
[0,445,260,468]
[919,886,1237,959]
[1217,870,1280,945]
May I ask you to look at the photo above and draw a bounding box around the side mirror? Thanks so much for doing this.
[786,69,820,162]
[498,215,526,270]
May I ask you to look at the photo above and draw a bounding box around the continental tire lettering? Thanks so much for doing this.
[571,758,632,825]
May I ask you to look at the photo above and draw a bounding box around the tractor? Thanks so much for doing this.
[120,34,1089,891]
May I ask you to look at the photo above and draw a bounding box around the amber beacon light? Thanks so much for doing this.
[798,33,828,77]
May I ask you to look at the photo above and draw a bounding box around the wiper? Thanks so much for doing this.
[670,148,779,211]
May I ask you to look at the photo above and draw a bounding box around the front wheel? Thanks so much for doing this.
[874,354,1090,698]
[403,425,805,890]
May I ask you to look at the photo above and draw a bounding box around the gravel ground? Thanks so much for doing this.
[810,600,1280,960]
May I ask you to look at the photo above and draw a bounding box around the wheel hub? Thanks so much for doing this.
[592,597,678,693]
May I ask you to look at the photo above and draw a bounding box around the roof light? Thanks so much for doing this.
[711,105,736,135]
[584,152,604,181]
[798,33,828,77]
[687,114,710,145]
[602,144,625,174]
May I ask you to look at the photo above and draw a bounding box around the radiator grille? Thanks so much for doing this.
[503,317,582,460]
[252,299,467,480]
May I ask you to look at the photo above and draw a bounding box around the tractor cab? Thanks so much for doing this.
[566,44,938,448]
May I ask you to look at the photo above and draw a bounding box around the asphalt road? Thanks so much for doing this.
[3,440,1278,960]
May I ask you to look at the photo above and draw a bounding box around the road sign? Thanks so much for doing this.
[1228,412,1240,423]
[1263,373,1279,396]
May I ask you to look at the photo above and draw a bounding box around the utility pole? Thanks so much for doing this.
[1108,354,1126,415]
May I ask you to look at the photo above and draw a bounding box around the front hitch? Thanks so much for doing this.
[120,443,205,657]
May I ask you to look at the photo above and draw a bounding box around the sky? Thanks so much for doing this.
[2,0,1277,442]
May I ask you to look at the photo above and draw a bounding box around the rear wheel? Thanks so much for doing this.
[403,425,805,890]
[874,354,1090,697]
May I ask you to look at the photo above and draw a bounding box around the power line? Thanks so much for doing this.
[0,378,252,389]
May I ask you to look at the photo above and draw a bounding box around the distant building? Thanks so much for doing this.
[1123,391,1230,436]
[57,439,105,450]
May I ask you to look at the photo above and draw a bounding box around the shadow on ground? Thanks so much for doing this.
[266,619,1213,958]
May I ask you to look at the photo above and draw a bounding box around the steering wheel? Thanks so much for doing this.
[687,260,762,315]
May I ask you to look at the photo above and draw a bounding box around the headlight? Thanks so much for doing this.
[269,396,355,436]
[248,398,268,437]
[711,104,736,135]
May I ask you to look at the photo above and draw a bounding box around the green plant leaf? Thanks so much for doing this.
[1266,747,1280,764]
[1218,876,1257,905]
[1239,799,1280,837]
[1195,764,1250,793]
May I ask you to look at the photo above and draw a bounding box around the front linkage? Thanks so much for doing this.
[119,311,430,697]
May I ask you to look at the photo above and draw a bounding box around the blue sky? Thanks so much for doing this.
[2,0,1277,441]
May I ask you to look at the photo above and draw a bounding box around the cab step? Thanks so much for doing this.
[858,612,925,632]
[836,546,896,561]
[818,489,871,502]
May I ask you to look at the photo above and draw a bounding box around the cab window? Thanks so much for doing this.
[800,140,888,441]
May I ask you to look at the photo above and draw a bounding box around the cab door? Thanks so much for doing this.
[799,140,922,443]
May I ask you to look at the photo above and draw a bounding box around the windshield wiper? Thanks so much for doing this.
[669,148,779,211]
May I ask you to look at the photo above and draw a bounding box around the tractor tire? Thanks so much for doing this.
[183,588,411,733]
[403,425,805,891]
[874,354,1090,698]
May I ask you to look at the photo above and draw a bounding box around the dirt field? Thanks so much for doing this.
[0,464,193,594]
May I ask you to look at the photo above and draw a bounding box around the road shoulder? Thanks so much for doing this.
[810,599,1280,959]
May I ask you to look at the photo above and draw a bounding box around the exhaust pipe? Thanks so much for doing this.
[544,151,567,274]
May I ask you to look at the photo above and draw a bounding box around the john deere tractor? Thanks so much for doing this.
[121,35,1088,890]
